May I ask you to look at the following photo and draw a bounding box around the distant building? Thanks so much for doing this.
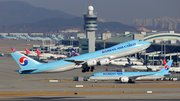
[133,17,180,29]
[77,33,86,39]
[79,38,89,54]
[9,33,28,36]
[101,31,111,40]
[30,33,44,36]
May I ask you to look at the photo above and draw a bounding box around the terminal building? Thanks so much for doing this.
[103,31,180,66]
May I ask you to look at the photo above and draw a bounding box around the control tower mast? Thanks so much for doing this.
[83,6,97,52]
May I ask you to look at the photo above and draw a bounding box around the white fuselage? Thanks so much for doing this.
[110,58,143,66]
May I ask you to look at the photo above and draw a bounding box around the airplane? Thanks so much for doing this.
[57,35,64,39]
[15,34,27,39]
[129,58,164,71]
[42,48,79,63]
[36,48,67,58]
[0,33,17,39]
[110,57,143,66]
[72,48,80,56]
[11,47,26,54]
[25,34,51,40]
[163,59,180,73]
[52,35,59,41]
[25,34,42,40]
[10,39,151,74]
[89,60,173,83]
[25,48,37,56]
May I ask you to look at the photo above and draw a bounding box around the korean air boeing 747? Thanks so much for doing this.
[89,60,173,83]
[10,39,150,74]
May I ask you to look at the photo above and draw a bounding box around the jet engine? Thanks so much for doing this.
[119,77,129,82]
[86,60,97,67]
[81,60,97,73]
[98,58,110,65]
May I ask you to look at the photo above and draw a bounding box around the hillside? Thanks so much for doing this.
[0,1,136,33]
[5,17,136,33]
[0,1,75,27]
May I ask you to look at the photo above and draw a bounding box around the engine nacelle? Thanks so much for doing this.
[119,77,129,82]
[86,60,97,67]
[99,58,110,65]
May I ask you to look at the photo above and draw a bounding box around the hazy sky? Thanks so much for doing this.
[3,0,180,25]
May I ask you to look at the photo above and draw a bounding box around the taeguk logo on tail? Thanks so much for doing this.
[164,65,169,70]
[19,57,28,66]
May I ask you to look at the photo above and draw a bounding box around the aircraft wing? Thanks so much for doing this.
[65,57,110,65]
[65,59,86,65]
[128,73,157,80]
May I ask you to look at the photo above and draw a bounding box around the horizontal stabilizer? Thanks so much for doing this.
[19,68,38,74]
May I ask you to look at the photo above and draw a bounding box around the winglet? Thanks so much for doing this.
[11,47,16,53]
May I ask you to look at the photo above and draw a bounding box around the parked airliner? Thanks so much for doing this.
[57,35,64,39]
[25,48,37,56]
[36,49,67,58]
[25,34,51,40]
[110,57,143,66]
[129,58,164,71]
[16,34,27,39]
[0,33,17,39]
[10,39,150,74]
[11,47,26,54]
[89,60,173,83]
[52,35,59,41]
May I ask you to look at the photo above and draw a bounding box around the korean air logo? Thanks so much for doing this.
[164,65,169,70]
[19,57,28,66]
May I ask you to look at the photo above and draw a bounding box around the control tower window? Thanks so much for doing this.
[85,18,97,21]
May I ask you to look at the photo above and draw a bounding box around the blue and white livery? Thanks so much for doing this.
[90,60,173,83]
[10,39,151,74]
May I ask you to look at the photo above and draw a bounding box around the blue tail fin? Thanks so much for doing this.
[158,60,173,74]
[10,47,41,69]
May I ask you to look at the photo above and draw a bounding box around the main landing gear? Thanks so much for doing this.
[82,66,94,73]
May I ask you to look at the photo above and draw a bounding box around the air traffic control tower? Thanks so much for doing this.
[83,6,97,52]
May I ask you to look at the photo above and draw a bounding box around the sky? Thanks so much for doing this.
[2,0,180,25]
